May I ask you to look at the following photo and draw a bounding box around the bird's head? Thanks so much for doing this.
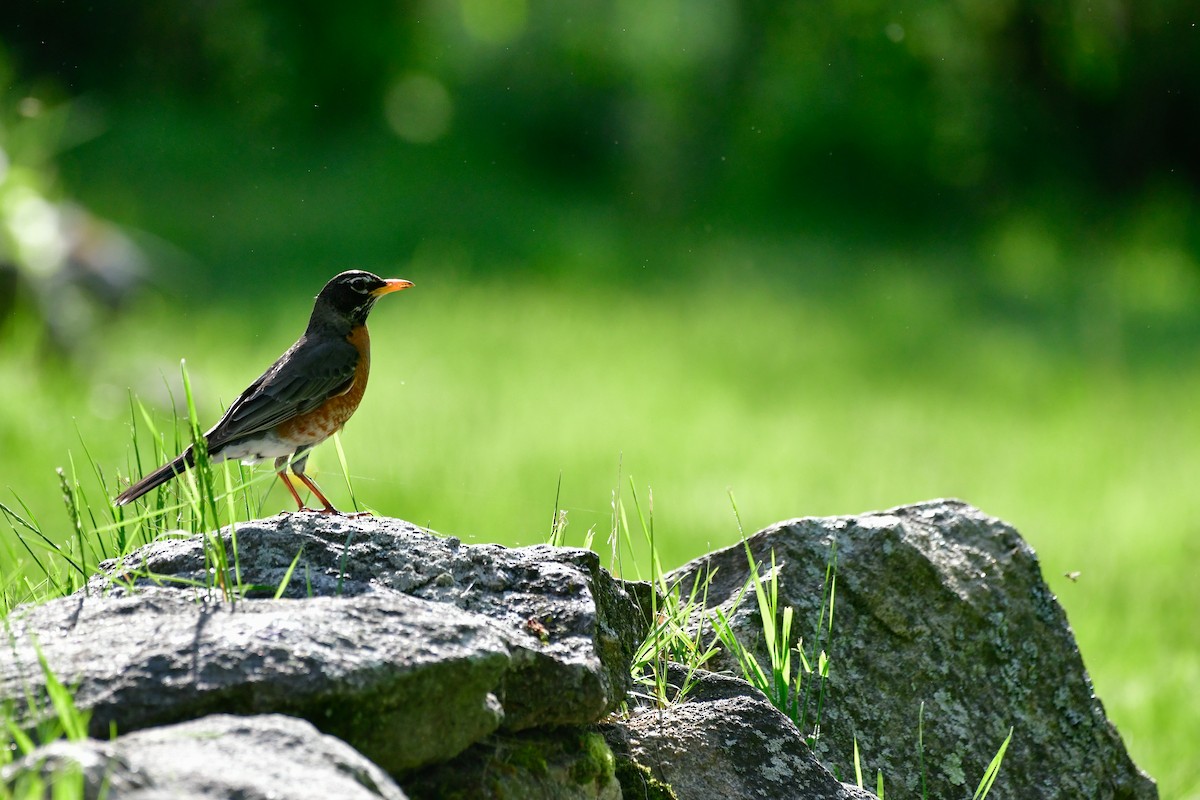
[312,270,413,329]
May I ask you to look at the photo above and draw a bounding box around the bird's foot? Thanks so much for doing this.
[307,506,376,516]
[284,506,373,517]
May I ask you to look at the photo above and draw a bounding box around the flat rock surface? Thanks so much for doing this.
[2,589,508,773]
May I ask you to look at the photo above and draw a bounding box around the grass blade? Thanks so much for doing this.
[918,701,927,800]
[274,547,304,600]
[332,432,359,513]
[972,727,1014,800]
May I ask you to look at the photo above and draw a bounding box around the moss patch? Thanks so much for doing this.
[571,732,617,785]
[613,756,678,800]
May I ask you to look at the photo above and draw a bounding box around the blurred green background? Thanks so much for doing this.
[1,2,1198,795]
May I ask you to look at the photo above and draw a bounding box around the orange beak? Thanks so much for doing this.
[372,278,414,296]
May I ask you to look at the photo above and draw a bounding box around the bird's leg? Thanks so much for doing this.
[295,472,341,514]
[296,469,374,517]
[288,451,346,514]
[277,471,309,511]
[278,452,372,516]
[275,454,320,513]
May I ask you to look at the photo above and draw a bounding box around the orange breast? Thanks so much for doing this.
[277,325,371,445]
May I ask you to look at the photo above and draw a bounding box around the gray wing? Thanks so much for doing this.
[205,334,359,450]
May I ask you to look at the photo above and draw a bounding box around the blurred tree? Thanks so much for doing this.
[0,0,1196,229]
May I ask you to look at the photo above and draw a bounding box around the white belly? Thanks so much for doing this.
[209,431,297,465]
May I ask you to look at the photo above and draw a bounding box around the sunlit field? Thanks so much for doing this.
[3,258,1198,794]
[4,2,1199,794]
[0,88,1195,794]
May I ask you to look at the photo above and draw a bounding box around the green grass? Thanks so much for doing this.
[1,640,95,799]
[2,268,1196,794]
[622,479,721,711]
[710,531,833,745]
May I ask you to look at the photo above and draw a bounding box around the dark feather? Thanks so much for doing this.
[205,334,359,450]
[113,449,194,506]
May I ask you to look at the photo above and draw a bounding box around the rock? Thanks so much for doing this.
[601,664,877,800]
[2,589,509,773]
[402,728,622,800]
[89,513,645,730]
[665,500,1157,800]
[1,514,647,775]
[2,714,407,799]
[1,502,1156,799]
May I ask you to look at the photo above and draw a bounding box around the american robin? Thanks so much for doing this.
[113,270,412,513]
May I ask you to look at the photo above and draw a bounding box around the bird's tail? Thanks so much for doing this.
[113,449,195,507]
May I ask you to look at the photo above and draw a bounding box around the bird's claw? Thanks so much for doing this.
[285,506,374,517]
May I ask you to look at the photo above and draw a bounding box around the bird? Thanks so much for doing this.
[113,270,412,513]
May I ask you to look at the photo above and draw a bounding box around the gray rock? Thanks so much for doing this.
[90,513,645,730]
[665,499,1157,800]
[602,664,877,800]
[2,514,646,774]
[2,714,407,799]
[2,589,509,773]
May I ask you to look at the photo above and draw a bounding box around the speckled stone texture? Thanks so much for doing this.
[0,503,1157,799]
[1,589,511,774]
[84,513,645,731]
[2,714,408,800]
[602,665,878,800]
[1,514,647,775]
[672,501,1156,800]
[666,499,1157,800]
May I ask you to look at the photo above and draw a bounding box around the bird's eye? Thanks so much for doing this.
[349,277,371,293]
